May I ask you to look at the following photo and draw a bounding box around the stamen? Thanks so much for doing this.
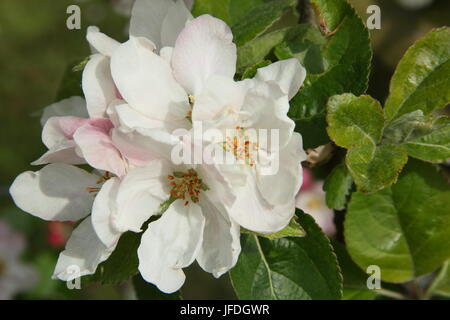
[167,169,208,205]
[223,127,259,167]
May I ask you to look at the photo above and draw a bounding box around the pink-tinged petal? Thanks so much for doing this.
[111,37,189,122]
[172,15,237,95]
[9,164,99,222]
[41,116,91,149]
[300,168,313,191]
[254,59,306,100]
[73,122,126,177]
[86,26,120,57]
[82,54,117,118]
[40,96,88,127]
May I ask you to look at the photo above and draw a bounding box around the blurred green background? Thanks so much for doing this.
[0,0,448,299]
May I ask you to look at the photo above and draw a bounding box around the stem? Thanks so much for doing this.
[376,288,407,300]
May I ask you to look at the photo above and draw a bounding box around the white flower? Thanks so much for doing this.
[9,164,118,280]
[91,157,240,293]
[296,182,336,237]
[0,220,38,300]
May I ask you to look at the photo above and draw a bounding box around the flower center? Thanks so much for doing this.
[306,196,323,210]
[223,126,259,167]
[167,169,208,205]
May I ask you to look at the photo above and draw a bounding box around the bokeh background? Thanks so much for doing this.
[0,0,448,299]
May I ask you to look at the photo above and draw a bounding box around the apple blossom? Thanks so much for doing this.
[91,156,240,293]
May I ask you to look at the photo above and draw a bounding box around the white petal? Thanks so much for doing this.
[9,164,99,221]
[192,75,246,123]
[31,140,85,165]
[229,169,296,233]
[172,15,237,95]
[91,177,122,247]
[161,0,193,48]
[196,197,241,278]
[159,46,173,64]
[114,161,171,232]
[86,26,120,56]
[82,54,117,118]
[240,82,294,151]
[111,37,189,122]
[138,200,205,293]
[53,217,114,281]
[196,163,236,208]
[183,0,194,10]
[113,103,177,131]
[130,0,172,49]
[254,59,306,100]
[40,96,88,127]
[257,132,307,205]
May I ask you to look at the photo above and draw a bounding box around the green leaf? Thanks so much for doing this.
[404,116,450,163]
[345,159,450,283]
[382,110,434,144]
[192,0,279,25]
[241,215,306,240]
[237,27,291,74]
[384,27,450,121]
[192,0,232,23]
[426,261,450,298]
[327,94,409,193]
[230,210,342,300]
[286,0,372,149]
[311,0,348,34]
[133,274,181,300]
[332,241,377,300]
[346,144,408,193]
[231,0,297,47]
[274,23,328,74]
[323,163,353,210]
[327,94,385,149]
[342,289,377,300]
[91,231,140,284]
[241,60,272,80]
